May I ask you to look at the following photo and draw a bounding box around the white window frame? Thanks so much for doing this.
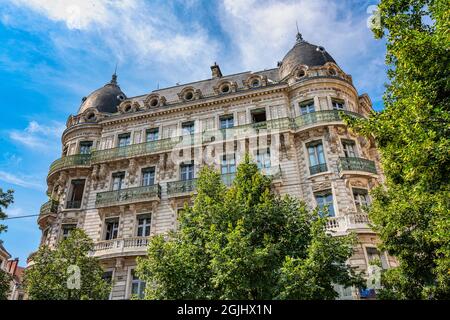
[136,214,152,237]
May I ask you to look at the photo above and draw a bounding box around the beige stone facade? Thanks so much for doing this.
[33,34,393,299]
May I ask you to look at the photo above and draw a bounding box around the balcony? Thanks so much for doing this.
[325,213,371,233]
[202,117,292,143]
[95,184,162,208]
[338,157,377,175]
[91,237,149,258]
[48,154,91,177]
[293,110,363,129]
[309,163,328,175]
[167,179,198,197]
[38,199,59,228]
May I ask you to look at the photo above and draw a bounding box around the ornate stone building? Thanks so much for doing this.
[33,33,395,299]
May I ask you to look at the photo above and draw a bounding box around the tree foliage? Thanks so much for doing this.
[0,268,11,300]
[0,188,14,234]
[24,228,111,300]
[346,0,449,299]
[136,155,363,299]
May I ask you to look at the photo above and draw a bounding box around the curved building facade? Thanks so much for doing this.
[33,33,396,299]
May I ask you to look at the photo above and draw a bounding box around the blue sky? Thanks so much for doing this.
[0,0,387,266]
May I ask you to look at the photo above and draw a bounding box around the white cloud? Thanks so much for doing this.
[10,0,219,84]
[9,121,65,151]
[0,170,45,190]
[5,207,26,217]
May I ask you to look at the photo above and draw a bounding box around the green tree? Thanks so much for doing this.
[24,228,111,300]
[346,0,449,299]
[136,155,363,299]
[0,267,11,300]
[0,188,14,234]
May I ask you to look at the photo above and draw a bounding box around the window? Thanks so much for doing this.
[130,270,146,299]
[299,100,315,115]
[315,191,335,217]
[332,99,345,110]
[137,214,151,237]
[220,115,234,129]
[180,162,194,181]
[342,140,357,158]
[182,121,195,135]
[111,172,125,191]
[221,154,236,185]
[251,109,266,123]
[307,141,327,174]
[366,247,388,269]
[79,141,93,154]
[256,149,271,170]
[251,79,260,87]
[220,84,230,93]
[61,224,76,240]
[221,154,236,175]
[353,189,370,212]
[66,179,85,209]
[105,219,119,240]
[118,133,131,147]
[146,128,159,142]
[141,168,155,186]
[184,91,194,101]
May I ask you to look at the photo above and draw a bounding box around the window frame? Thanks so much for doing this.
[111,172,125,191]
[136,214,152,237]
[145,128,159,142]
[79,141,93,154]
[117,133,131,147]
[342,139,357,158]
[141,167,155,187]
[314,190,336,217]
[299,100,315,115]
[104,218,120,240]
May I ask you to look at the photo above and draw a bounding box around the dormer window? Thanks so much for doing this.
[251,79,260,88]
[295,69,306,79]
[184,91,194,101]
[220,84,230,94]
[149,98,159,107]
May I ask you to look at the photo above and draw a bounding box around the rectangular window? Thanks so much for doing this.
[221,154,236,175]
[105,219,119,240]
[111,172,125,191]
[251,109,266,123]
[256,148,271,170]
[366,247,388,269]
[220,115,234,129]
[137,214,151,237]
[332,99,345,110]
[307,141,327,174]
[182,121,195,135]
[353,188,371,212]
[299,100,315,115]
[180,162,194,181]
[141,168,155,186]
[342,140,357,158]
[146,128,159,142]
[314,191,335,217]
[61,224,76,240]
[118,133,131,147]
[79,141,93,154]
[130,270,146,299]
[67,179,85,209]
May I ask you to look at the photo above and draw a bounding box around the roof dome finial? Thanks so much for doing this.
[295,21,303,43]
[111,62,118,85]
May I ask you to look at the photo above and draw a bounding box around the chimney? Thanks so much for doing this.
[210,62,222,78]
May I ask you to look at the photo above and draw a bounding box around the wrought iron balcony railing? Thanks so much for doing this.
[338,157,377,175]
[167,179,198,197]
[309,163,328,175]
[48,154,91,177]
[39,200,59,216]
[293,110,363,129]
[95,184,162,208]
[66,200,82,209]
[48,110,365,172]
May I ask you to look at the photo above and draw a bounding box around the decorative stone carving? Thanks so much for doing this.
[128,159,138,184]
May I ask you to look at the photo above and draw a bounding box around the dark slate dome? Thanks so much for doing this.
[279,33,336,79]
[78,74,126,114]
